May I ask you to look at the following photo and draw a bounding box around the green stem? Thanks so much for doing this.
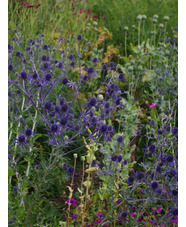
[25,149,59,224]
[9,81,25,185]
[67,157,77,227]
[154,24,156,46]
[138,21,141,46]
[125,31,127,57]
[81,160,85,225]
[164,22,167,42]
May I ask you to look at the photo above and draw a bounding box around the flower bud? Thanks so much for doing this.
[150,31,155,36]
[164,16,169,22]
[98,94,103,101]
[81,156,85,161]
[153,15,159,20]
[158,23,164,29]
[124,26,128,32]
[130,60,135,65]
[142,15,147,20]
[137,15,142,21]
[132,25,136,30]
[93,21,98,26]
[91,106,96,112]
[137,66,143,71]
[128,66,133,72]
[64,135,69,141]
[73,153,78,159]
[152,18,157,24]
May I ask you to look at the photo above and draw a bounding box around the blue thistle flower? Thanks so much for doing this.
[117,136,123,144]
[13,186,19,193]
[15,51,21,57]
[117,155,122,162]
[167,155,174,163]
[58,62,63,69]
[43,44,48,50]
[77,34,82,41]
[151,182,158,190]
[149,144,156,153]
[25,128,32,137]
[128,176,134,184]
[92,57,98,63]
[87,67,94,75]
[61,103,68,112]
[68,54,74,60]
[121,211,127,220]
[116,98,122,105]
[88,98,97,107]
[109,61,115,68]
[43,62,49,69]
[136,172,145,181]
[20,71,27,80]
[8,64,13,71]
[45,73,52,81]
[102,64,107,70]
[111,155,118,162]
[62,77,68,85]
[41,54,47,61]
[32,73,38,79]
[70,61,75,67]
[172,128,178,136]
[44,101,52,110]
[60,116,68,126]
[50,124,59,133]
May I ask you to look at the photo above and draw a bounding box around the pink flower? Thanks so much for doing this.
[80,8,84,13]
[93,15,99,18]
[116,199,121,204]
[72,214,78,219]
[150,102,156,108]
[26,4,33,8]
[35,4,41,8]
[102,16,106,19]
[96,213,104,216]
[157,206,162,213]
[138,217,142,222]
[87,9,92,14]
[66,198,77,206]
[151,207,156,213]
[130,213,137,216]
[140,190,144,193]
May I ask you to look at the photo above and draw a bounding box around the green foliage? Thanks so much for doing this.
[88,0,178,51]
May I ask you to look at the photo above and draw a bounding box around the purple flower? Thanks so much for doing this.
[116,199,121,204]
[8,64,13,71]
[87,67,94,75]
[151,182,158,190]
[117,136,123,144]
[62,77,69,85]
[20,71,27,80]
[66,198,77,206]
[25,128,32,137]
[77,34,83,41]
[118,73,125,81]
[43,44,48,50]
[92,57,98,63]
[136,172,145,181]
[88,98,97,107]
[149,144,156,153]
[72,214,78,219]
